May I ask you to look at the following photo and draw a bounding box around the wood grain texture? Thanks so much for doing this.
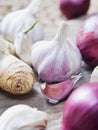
[0,0,98,129]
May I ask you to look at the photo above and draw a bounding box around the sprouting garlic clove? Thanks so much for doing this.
[31,21,81,83]
[90,66,98,82]
[0,104,48,130]
[41,73,82,104]
[14,20,43,65]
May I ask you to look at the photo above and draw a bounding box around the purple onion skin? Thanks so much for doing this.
[77,15,98,69]
[60,0,90,19]
[61,82,98,130]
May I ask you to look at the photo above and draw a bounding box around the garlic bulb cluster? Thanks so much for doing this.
[31,21,81,83]
[1,0,44,65]
[0,104,48,130]
[90,66,98,82]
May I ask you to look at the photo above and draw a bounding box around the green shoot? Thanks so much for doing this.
[24,20,38,34]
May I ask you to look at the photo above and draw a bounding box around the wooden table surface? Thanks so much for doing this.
[0,0,98,130]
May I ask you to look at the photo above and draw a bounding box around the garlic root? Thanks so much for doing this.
[0,41,34,94]
[0,104,48,130]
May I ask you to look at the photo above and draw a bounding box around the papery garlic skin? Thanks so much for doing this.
[90,66,98,82]
[0,104,47,130]
[31,21,81,83]
[1,0,44,65]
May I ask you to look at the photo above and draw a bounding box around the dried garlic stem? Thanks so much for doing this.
[0,44,34,94]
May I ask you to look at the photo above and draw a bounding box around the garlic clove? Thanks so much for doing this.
[90,66,98,82]
[41,73,82,104]
[0,104,48,130]
[14,20,43,65]
[31,21,81,83]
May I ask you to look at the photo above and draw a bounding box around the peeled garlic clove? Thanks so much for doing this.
[0,104,48,130]
[90,66,98,82]
[41,74,82,104]
[0,0,43,43]
[31,21,81,83]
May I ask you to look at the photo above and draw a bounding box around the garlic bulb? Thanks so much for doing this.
[1,0,44,65]
[31,21,81,83]
[0,104,48,130]
[90,66,98,82]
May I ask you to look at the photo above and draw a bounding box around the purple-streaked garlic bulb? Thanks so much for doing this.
[31,21,81,83]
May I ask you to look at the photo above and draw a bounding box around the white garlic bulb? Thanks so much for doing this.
[0,104,47,130]
[90,66,98,82]
[1,0,44,65]
[31,21,81,83]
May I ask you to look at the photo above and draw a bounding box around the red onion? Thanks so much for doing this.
[59,0,90,19]
[61,82,98,130]
[77,15,98,69]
